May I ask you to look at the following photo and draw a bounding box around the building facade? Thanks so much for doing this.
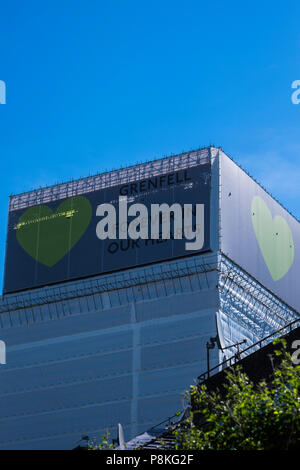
[0,147,298,449]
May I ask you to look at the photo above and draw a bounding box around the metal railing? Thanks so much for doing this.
[198,317,300,383]
[147,411,186,435]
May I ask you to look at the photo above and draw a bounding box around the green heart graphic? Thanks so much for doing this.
[251,196,294,281]
[16,196,92,267]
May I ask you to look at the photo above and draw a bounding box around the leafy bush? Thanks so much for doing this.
[174,340,300,450]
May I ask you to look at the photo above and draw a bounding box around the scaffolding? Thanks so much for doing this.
[0,251,298,341]
[9,148,211,212]
[0,253,218,327]
[219,254,299,340]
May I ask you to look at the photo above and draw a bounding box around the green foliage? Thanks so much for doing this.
[88,430,115,450]
[173,342,300,450]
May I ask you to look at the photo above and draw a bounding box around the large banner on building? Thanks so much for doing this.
[220,152,300,314]
[3,163,211,294]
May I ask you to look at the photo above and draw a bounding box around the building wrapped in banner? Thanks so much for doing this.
[0,147,298,449]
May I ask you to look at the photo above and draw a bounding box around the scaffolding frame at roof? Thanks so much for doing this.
[9,148,211,212]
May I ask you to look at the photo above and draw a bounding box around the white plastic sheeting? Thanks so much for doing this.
[0,254,219,449]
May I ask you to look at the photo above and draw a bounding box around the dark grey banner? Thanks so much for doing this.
[3,163,211,294]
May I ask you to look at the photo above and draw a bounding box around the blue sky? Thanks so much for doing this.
[0,0,300,290]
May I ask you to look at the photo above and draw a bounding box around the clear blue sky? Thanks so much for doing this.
[0,0,300,290]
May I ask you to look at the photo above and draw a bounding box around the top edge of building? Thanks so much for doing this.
[8,145,299,225]
[9,147,214,212]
